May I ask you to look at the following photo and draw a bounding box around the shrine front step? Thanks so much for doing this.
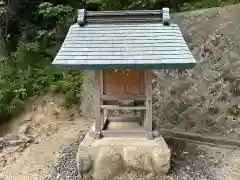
[76,127,171,180]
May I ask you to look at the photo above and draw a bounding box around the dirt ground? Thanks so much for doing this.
[0,95,239,180]
[0,95,92,180]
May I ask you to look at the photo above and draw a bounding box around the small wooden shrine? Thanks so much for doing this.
[53,8,196,140]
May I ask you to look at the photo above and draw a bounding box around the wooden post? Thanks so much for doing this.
[100,70,105,130]
[94,70,101,139]
[145,70,153,140]
[140,71,145,126]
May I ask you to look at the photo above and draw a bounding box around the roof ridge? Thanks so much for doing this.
[77,8,170,26]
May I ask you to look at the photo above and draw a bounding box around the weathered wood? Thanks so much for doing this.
[103,70,140,95]
[91,69,154,139]
[81,70,95,119]
[139,71,145,94]
[107,116,142,122]
[101,130,148,138]
[163,136,219,147]
[160,128,240,147]
[94,70,101,138]
[146,132,154,140]
[85,10,163,17]
[101,94,145,101]
[139,71,145,124]
[123,70,140,94]
[103,70,124,94]
[145,70,153,140]
[86,18,162,24]
[84,9,165,25]
[118,100,135,107]
[101,105,146,110]
[100,70,104,129]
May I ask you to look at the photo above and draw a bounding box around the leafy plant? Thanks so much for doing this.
[0,2,81,122]
[228,104,240,117]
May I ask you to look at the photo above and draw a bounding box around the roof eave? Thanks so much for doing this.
[52,62,196,70]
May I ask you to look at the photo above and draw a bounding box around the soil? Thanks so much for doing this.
[0,94,238,180]
[42,131,240,180]
[0,95,92,180]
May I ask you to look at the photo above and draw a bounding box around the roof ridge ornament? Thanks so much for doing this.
[162,7,170,25]
[77,8,170,26]
[77,9,86,26]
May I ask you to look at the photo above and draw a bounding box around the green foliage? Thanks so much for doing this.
[38,2,76,27]
[228,104,240,117]
[0,2,81,122]
[0,1,6,22]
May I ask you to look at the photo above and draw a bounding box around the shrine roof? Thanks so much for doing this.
[52,8,196,70]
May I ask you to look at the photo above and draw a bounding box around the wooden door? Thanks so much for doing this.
[103,70,142,95]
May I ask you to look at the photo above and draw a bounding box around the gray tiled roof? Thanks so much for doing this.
[53,9,196,70]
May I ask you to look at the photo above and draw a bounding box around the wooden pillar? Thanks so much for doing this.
[94,70,101,139]
[144,70,153,139]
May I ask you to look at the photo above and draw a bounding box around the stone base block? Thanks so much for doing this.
[76,129,171,180]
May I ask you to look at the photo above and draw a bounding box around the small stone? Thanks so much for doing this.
[183,151,189,154]
[4,134,19,142]
[153,130,160,138]
[56,173,61,180]
[18,134,33,143]
[146,172,155,180]
[18,122,30,135]
[0,156,6,168]
[8,140,25,146]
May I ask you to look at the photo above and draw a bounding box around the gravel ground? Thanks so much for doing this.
[44,132,86,180]
[44,134,239,180]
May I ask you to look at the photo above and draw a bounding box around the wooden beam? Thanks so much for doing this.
[101,130,148,138]
[101,105,146,110]
[107,116,142,122]
[159,128,240,147]
[101,94,145,101]
[86,10,163,17]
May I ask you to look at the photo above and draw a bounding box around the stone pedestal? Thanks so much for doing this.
[76,126,171,180]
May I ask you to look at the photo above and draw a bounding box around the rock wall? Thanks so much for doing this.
[81,4,240,139]
[153,4,240,139]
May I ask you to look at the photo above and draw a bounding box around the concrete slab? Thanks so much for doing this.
[76,128,171,180]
